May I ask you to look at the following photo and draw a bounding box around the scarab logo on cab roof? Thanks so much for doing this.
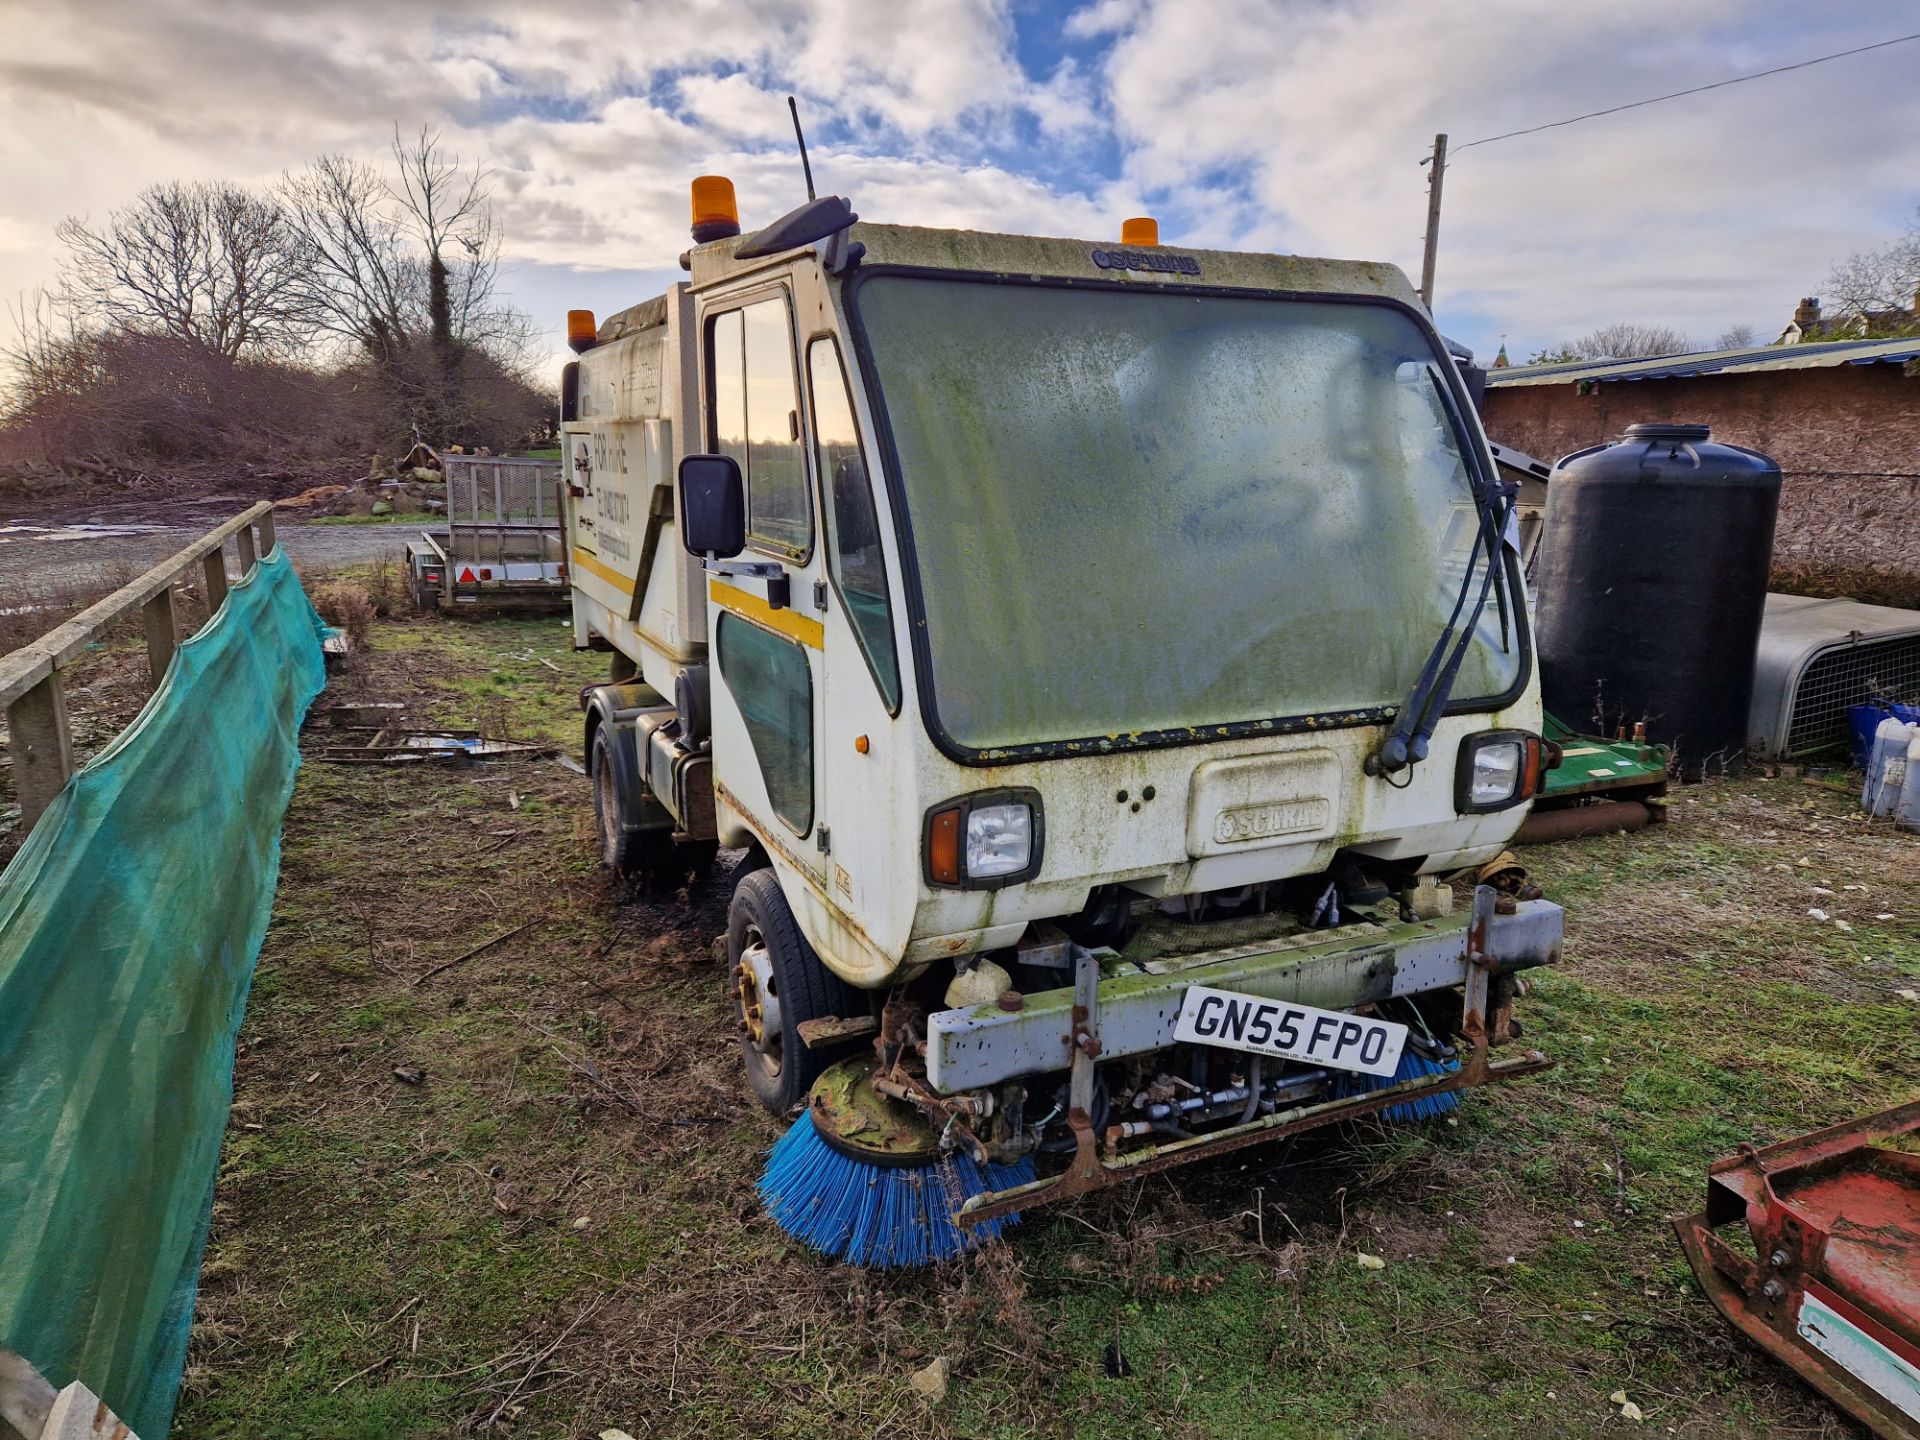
[1090,247,1201,276]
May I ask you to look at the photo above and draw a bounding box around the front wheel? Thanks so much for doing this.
[728,869,855,1113]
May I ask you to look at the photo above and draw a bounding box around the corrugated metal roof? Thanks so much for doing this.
[1487,335,1920,387]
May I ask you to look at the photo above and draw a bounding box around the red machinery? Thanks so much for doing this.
[1674,1100,1920,1439]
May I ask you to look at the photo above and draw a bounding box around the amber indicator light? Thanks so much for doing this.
[927,807,962,885]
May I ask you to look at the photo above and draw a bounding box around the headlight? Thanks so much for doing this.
[1470,740,1523,805]
[967,803,1031,877]
[925,789,1044,889]
[1454,730,1544,814]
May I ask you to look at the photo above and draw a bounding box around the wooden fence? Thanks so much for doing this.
[1,503,277,836]
[1,1348,139,1440]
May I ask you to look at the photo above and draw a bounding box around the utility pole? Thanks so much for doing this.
[1418,132,1448,312]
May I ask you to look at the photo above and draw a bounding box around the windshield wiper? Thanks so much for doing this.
[1366,471,1515,778]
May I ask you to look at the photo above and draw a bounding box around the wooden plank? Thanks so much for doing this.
[256,507,276,554]
[8,674,75,829]
[42,1379,140,1439]
[796,1014,880,1049]
[0,502,272,707]
[235,523,256,574]
[0,1348,59,1440]
[142,587,177,689]
[202,543,229,612]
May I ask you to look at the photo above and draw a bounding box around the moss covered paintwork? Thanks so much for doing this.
[850,224,1422,304]
[980,905,1463,1029]
[809,1056,942,1165]
[686,220,1422,306]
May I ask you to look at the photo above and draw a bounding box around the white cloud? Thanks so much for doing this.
[1093,0,1920,351]
[676,74,799,143]
[1065,0,1145,40]
[1,0,1917,366]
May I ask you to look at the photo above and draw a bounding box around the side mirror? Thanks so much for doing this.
[678,454,745,558]
[1458,360,1488,415]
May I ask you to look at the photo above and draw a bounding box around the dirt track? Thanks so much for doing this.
[2,499,413,603]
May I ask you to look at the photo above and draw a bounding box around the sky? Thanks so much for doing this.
[3,0,1919,379]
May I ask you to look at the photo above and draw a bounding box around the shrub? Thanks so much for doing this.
[360,556,410,618]
[0,329,555,478]
[308,581,375,650]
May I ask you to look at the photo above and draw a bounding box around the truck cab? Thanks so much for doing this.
[563,181,1559,1213]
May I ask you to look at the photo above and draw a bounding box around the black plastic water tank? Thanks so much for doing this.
[1534,423,1781,776]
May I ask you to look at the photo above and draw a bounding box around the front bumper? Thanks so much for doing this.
[926,898,1563,1093]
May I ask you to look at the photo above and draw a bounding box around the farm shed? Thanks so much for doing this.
[1484,336,1920,595]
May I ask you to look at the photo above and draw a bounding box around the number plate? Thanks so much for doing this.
[1172,986,1408,1077]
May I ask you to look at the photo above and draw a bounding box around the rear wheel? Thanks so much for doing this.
[729,868,855,1113]
[590,725,667,876]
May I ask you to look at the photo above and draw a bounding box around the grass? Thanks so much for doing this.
[174,610,1919,1439]
[311,512,425,527]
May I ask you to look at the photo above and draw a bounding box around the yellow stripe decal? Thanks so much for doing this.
[570,547,633,592]
[710,578,823,649]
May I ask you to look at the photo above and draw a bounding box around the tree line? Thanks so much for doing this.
[3,127,550,471]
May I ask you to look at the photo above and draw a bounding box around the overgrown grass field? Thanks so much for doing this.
[175,608,1919,1439]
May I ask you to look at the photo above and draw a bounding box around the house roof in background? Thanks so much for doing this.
[1486,335,1920,387]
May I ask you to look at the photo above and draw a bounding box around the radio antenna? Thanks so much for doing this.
[788,95,816,201]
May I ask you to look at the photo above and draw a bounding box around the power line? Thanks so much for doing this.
[1453,30,1920,153]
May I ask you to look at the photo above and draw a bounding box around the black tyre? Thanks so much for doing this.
[590,725,668,876]
[729,868,855,1114]
[412,580,438,613]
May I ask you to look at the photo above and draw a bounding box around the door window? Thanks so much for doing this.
[808,338,900,711]
[709,296,811,556]
[716,613,814,834]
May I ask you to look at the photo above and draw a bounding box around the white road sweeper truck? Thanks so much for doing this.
[560,178,1563,1265]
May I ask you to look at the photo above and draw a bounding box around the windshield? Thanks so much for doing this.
[852,274,1523,755]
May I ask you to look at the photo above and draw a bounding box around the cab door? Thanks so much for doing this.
[803,334,911,938]
[702,287,828,885]
[567,431,597,555]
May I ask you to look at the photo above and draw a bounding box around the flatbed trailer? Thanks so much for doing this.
[407,455,567,611]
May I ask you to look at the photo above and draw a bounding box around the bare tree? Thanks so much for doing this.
[1560,322,1692,361]
[1,288,93,414]
[1825,209,1920,331]
[55,182,313,359]
[280,128,536,441]
[391,127,487,380]
[279,154,416,359]
[1714,323,1756,350]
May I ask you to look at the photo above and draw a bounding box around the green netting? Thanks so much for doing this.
[0,546,327,1437]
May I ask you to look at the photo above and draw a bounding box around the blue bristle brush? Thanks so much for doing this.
[759,1110,1036,1267]
[1333,1047,1463,1123]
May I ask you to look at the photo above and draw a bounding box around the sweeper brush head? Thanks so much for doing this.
[1332,1049,1462,1123]
[759,1111,1037,1267]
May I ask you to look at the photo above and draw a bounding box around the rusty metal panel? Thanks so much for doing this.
[1674,1099,1920,1440]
